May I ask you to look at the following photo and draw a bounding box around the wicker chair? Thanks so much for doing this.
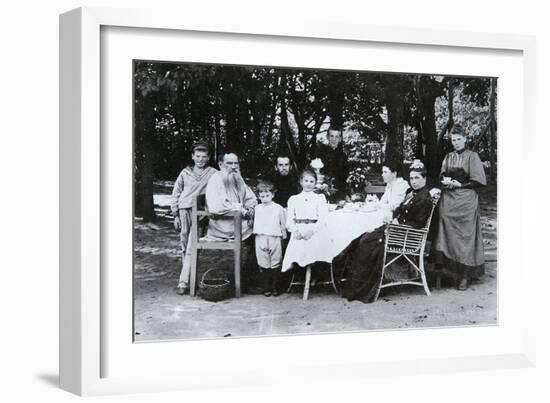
[373,191,440,301]
[188,194,243,298]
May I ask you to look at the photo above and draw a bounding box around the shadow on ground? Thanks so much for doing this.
[133,185,498,342]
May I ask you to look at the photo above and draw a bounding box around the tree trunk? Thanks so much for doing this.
[140,145,156,222]
[278,81,299,172]
[414,121,424,160]
[420,101,439,184]
[293,107,308,165]
[437,79,454,143]
[224,99,239,151]
[472,122,491,152]
[136,94,157,222]
[134,115,144,218]
[327,74,346,128]
[489,77,497,183]
[266,103,277,147]
[385,89,405,166]
[214,111,221,163]
[252,105,265,152]
[416,77,442,184]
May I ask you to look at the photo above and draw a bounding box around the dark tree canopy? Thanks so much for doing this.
[134,61,496,221]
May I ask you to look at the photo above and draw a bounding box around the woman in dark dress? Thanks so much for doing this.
[433,127,487,290]
[332,164,434,303]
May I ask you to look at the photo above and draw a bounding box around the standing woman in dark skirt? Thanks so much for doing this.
[434,125,487,290]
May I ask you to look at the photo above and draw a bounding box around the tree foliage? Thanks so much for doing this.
[134,62,496,221]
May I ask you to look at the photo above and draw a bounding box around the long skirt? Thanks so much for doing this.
[433,188,485,280]
[332,226,386,303]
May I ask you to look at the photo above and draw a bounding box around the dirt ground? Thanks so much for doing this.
[133,185,497,342]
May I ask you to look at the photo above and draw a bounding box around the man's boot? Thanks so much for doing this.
[272,267,282,296]
[262,269,272,296]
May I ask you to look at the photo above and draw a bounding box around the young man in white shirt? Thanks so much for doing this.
[171,141,217,295]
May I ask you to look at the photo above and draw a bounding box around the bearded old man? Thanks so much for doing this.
[205,152,257,241]
[204,152,258,292]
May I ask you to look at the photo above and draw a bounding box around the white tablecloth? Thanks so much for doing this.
[313,209,386,263]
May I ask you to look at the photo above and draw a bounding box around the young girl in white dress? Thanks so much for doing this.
[282,168,328,273]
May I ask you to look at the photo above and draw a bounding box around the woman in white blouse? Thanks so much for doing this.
[379,159,409,213]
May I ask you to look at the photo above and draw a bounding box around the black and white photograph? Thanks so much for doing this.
[133,61,498,341]
[4,0,549,398]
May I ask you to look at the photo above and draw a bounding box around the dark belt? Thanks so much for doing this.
[294,219,318,224]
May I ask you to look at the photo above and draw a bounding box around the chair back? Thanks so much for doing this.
[425,188,441,230]
[189,193,244,298]
[377,190,439,300]
[385,191,439,254]
[192,194,207,215]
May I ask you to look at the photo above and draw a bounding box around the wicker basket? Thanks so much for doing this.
[198,268,232,302]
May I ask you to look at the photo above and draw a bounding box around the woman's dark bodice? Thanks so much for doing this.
[393,187,434,229]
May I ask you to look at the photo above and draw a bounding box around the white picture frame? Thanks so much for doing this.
[60,6,537,396]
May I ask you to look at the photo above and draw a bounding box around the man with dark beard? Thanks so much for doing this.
[269,154,298,208]
[205,152,257,241]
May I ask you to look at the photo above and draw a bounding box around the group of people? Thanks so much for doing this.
[171,141,297,297]
[170,124,487,302]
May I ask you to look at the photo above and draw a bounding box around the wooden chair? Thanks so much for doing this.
[188,194,243,298]
[373,193,439,302]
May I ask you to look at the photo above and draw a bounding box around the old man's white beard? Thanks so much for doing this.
[221,170,245,201]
